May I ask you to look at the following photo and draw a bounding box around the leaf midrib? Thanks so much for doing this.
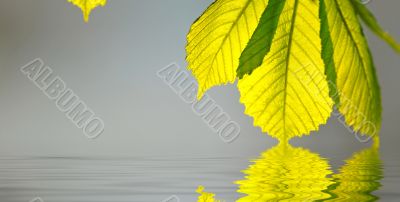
[204,0,256,82]
[333,0,372,98]
[282,0,300,140]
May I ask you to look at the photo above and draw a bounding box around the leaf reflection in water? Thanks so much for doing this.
[236,143,334,202]
[197,143,383,202]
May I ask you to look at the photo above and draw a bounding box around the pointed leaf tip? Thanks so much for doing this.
[238,0,333,141]
[68,0,107,22]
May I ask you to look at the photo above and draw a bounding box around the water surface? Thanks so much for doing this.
[0,145,399,202]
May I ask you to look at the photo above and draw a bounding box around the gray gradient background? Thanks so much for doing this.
[0,0,399,159]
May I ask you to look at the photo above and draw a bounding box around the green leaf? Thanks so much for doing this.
[185,0,392,143]
[319,0,339,105]
[186,0,269,99]
[238,0,333,141]
[237,0,285,78]
[350,0,400,53]
[321,0,382,138]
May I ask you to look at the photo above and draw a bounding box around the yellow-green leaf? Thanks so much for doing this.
[186,0,268,99]
[350,0,400,53]
[321,0,382,138]
[68,0,106,22]
[237,0,286,78]
[238,0,333,141]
